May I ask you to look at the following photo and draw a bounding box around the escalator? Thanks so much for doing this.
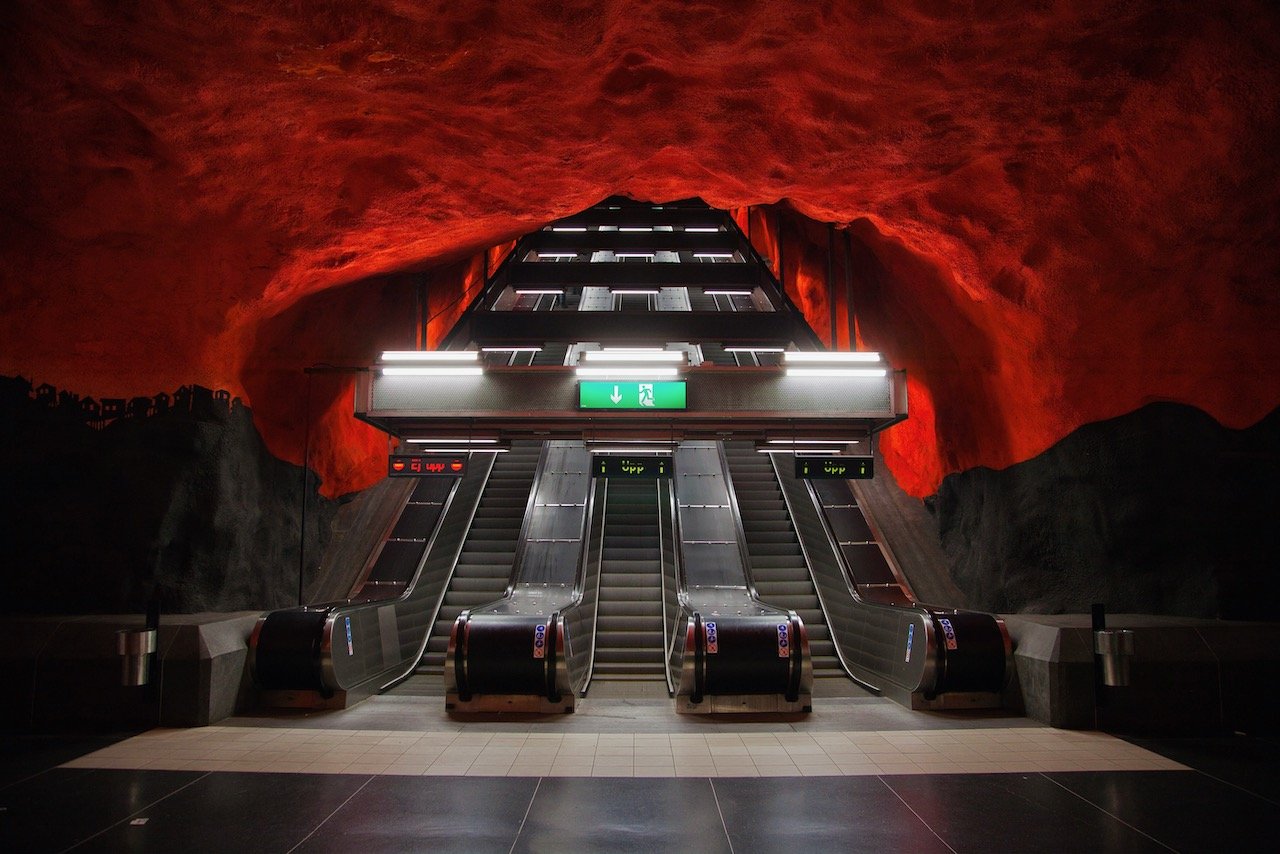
[665,441,813,713]
[589,479,667,683]
[250,451,494,707]
[444,442,600,712]
[419,441,542,671]
[722,442,844,679]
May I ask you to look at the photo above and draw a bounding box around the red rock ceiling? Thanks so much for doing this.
[2,1,1278,498]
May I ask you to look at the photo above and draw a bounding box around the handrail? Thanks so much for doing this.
[375,451,497,692]
[716,440,763,599]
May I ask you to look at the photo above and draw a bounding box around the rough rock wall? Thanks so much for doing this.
[935,403,1280,619]
[0,377,337,615]
[3,1,1278,500]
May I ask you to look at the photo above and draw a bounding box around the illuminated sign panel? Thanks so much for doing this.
[593,456,674,479]
[578,381,686,410]
[388,455,468,477]
[794,456,873,480]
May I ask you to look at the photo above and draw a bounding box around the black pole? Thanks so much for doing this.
[1091,602,1106,721]
[843,231,856,346]
[826,223,837,347]
[298,369,313,607]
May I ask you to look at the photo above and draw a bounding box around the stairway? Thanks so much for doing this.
[722,442,844,678]
[590,480,667,682]
[418,441,542,671]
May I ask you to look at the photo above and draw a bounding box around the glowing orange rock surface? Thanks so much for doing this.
[2,1,1277,497]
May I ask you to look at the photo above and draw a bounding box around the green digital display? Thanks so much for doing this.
[795,457,873,480]
[594,456,673,479]
[578,381,686,410]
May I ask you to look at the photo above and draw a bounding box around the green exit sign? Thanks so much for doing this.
[578,381,686,410]
[795,457,874,480]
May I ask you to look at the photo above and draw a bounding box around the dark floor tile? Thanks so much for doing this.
[714,776,951,853]
[513,777,730,854]
[294,776,538,854]
[1126,735,1280,803]
[72,772,370,854]
[0,732,139,789]
[883,773,1168,853]
[1048,770,1280,854]
[0,768,203,853]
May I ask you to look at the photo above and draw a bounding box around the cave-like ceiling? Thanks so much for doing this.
[2,1,1278,497]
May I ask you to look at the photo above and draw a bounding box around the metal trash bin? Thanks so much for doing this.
[1094,628,1135,687]
[117,628,157,686]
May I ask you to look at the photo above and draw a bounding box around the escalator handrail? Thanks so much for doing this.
[331,451,496,694]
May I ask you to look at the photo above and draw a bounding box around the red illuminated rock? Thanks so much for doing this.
[2,1,1277,498]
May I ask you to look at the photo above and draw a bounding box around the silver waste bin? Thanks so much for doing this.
[117,628,157,686]
[1094,628,1135,687]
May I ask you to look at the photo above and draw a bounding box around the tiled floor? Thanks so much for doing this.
[62,722,1184,777]
[3,694,1277,852]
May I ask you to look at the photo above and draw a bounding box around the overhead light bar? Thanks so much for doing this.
[514,288,565,295]
[614,253,655,260]
[551,226,587,232]
[611,288,660,295]
[380,350,478,362]
[536,252,579,260]
[589,446,675,455]
[766,438,862,445]
[783,351,882,362]
[785,367,888,378]
[619,226,653,232]
[693,252,735,260]
[704,289,753,296]
[685,226,720,232]
[406,438,499,444]
[575,367,679,379]
[408,447,509,453]
[757,447,844,455]
[481,346,543,352]
[582,350,685,362]
[725,346,785,353]
[381,366,484,377]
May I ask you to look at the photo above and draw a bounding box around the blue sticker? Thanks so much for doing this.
[939,618,958,650]
[705,621,718,654]
[905,623,914,663]
[345,616,354,656]
[777,623,790,658]
[533,623,547,659]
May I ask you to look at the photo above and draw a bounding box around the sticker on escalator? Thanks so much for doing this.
[533,623,547,659]
[345,616,354,656]
[939,618,958,650]
[777,623,790,658]
[705,621,718,654]
[905,623,914,663]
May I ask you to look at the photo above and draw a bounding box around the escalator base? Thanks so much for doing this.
[676,692,812,715]
[446,692,576,714]
[909,689,1004,711]
[258,688,350,711]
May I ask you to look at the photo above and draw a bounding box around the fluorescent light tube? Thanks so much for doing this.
[575,367,679,379]
[724,346,785,353]
[582,350,685,362]
[704,290,752,296]
[685,226,720,232]
[406,438,499,444]
[551,226,587,232]
[381,366,484,377]
[785,367,888,378]
[783,351,882,363]
[767,439,862,444]
[757,448,843,455]
[514,288,564,295]
[693,253,735,259]
[380,350,478,362]
[480,346,543,352]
